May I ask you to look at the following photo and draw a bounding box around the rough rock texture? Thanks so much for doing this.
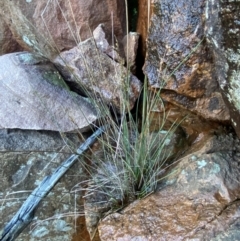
[0,16,23,55]
[98,133,240,240]
[0,0,126,60]
[149,96,224,145]
[0,129,88,241]
[144,0,230,123]
[93,25,140,73]
[33,0,126,51]
[0,0,56,59]
[205,0,240,137]
[93,24,123,63]
[0,52,99,132]
[54,37,142,112]
[122,32,140,74]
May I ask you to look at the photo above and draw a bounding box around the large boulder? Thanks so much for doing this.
[0,0,126,59]
[0,129,91,241]
[54,37,142,112]
[205,0,240,137]
[34,0,126,51]
[98,132,240,240]
[143,0,230,124]
[0,52,99,132]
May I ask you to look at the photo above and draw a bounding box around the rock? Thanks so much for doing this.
[33,0,126,52]
[0,0,126,59]
[72,216,98,241]
[149,97,225,145]
[146,128,187,162]
[0,52,99,132]
[54,37,142,112]
[93,24,110,53]
[144,0,230,123]
[205,0,240,138]
[93,25,140,73]
[210,221,240,241]
[98,133,240,240]
[0,0,56,58]
[122,32,140,74]
[93,24,123,63]
[0,129,88,241]
[0,16,23,55]
[136,0,149,58]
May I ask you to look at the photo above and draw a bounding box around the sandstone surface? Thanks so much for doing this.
[98,133,240,240]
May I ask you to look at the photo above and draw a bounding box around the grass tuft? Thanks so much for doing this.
[78,80,179,210]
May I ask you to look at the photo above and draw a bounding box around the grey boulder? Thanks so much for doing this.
[0,52,99,132]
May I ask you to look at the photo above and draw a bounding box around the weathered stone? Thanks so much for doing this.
[144,0,230,123]
[0,0,56,59]
[122,32,140,74]
[54,37,142,112]
[0,52,99,132]
[93,24,123,63]
[159,91,230,123]
[136,0,149,58]
[0,0,126,59]
[93,25,140,73]
[0,129,88,241]
[147,128,187,161]
[210,218,240,241]
[98,133,240,240]
[149,96,226,145]
[34,0,126,52]
[205,0,240,138]
[0,16,23,55]
[72,216,100,241]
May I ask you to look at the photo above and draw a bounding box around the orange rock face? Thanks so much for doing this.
[136,0,150,58]
[143,0,230,124]
[98,134,240,240]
